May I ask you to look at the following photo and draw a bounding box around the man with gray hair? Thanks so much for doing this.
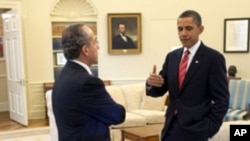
[52,24,125,141]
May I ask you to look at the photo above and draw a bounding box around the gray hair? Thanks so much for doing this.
[61,24,90,60]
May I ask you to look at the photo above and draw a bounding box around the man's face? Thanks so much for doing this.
[82,26,99,66]
[88,35,99,65]
[177,17,203,48]
[118,24,126,34]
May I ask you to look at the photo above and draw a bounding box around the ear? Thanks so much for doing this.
[82,45,88,56]
[199,25,204,34]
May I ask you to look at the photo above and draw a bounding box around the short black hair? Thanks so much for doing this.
[178,10,202,26]
[61,24,90,60]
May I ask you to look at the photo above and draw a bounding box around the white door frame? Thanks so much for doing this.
[0,1,28,126]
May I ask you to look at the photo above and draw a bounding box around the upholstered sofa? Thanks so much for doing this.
[45,83,167,141]
[224,79,250,121]
[45,89,58,141]
[106,83,167,141]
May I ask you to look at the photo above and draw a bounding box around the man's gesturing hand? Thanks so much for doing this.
[146,65,164,87]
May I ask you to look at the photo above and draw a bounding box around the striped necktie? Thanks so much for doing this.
[178,50,190,89]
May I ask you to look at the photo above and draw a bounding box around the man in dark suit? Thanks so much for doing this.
[112,23,136,49]
[52,24,125,141]
[146,10,229,141]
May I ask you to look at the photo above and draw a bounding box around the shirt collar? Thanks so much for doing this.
[120,33,125,36]
[71,60,92,75]
[184,40,201,55]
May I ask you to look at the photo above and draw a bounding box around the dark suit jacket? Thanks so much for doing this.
[112,34,136,49]
[52,61,125,141]
[146,42,229,141]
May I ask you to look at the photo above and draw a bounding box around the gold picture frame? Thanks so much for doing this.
[107,13,141,54]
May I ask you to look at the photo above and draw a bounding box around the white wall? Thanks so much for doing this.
[24,0,53,82]
[1,0,249,117]
[20,0,250,83]
[90,0,250,81]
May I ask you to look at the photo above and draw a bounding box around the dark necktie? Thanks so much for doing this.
[178,50,190,89]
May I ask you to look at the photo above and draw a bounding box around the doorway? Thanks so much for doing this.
[0,8,29,126]
[0,8,10,114]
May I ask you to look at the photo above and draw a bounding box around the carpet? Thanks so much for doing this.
[0,127,50,141]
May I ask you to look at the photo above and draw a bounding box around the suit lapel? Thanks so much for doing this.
[181,44,206,90]
[173,49,184,92]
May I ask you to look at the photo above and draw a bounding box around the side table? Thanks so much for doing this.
[121,124,163,141]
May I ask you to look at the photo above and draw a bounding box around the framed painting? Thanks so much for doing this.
[224,18,250,53]
[107,13,141,54]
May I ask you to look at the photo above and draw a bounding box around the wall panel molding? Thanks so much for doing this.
[0,74,6,77]
[0,102,8,111]
[0,75,8,106]
[27,82,46,119]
